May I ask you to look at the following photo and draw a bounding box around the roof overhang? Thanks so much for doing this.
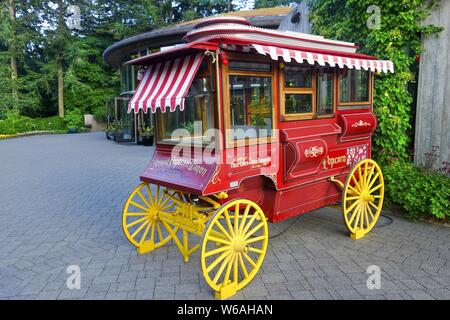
[103,12,291,67]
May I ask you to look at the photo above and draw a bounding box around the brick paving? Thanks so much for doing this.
[0,132,449,300]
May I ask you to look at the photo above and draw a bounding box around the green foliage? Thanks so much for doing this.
[307,0,442,163]
[383,161,450,220]
[92,105,107,122]
[64,108,84,131]
[0,115,66,134]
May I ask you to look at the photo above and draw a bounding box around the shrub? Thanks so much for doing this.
[64,108,84,131]
[0,115,66,134]
[92,105,107,122]
[383,160,450,220]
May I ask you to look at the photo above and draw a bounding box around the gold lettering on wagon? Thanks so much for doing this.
[322,154,347,170]
[152,159,208,177]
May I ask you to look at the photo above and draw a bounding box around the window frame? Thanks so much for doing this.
[280,64,338,121]
[337,68,372,106]
[222,52,278,149]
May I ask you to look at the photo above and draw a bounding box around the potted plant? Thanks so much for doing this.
[106,123,116,140]
[141,126,154,146]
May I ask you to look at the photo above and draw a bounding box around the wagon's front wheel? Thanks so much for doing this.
[122,182,179,254]
[343,159,384,239]
[200,199,268,300]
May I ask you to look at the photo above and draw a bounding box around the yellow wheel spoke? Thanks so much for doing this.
[150,222,156,243]
[145,184,154,207]
[223,210,235,238]
[238,205,251,235]
[207,250,231,273]
[155,186,161,205]
[156,223,164,241]
[139,221,152,244]
[214,221,233,242]
[364,204,370,228]
[368,200,379,211]
[233,255,239,285]
[345,199,361,215]
[348,201,362,225]
[366,164,375,189]
[353,209,362,230]
[136,190,151,209]
[129,201,149,212]
[238,253,249,278]
[345,196,362,201]
[244,235,266,245]
[131,220,149,238]
[204,245,232,258]
[363,161,369,187]
[125,212,149,217]
[348,184,361,196]
[366,203,375,220]
[242,252,257,268]
[367,172,380,190]
[159,195,171,209]
[222,253,234,286]
[360,205,364,229]
[234,204,239,236]
[207,235,232,246]
[212,254,233,284]
[369,183,382,194]
[357,165,363,190]
[351,175,361,192]
[242,222,265,241]
[248,246,263,254]
[241,212,259,237]
[126,216,148,228]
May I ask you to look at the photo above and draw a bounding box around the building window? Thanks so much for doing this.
[120,65,137,94]
[339,69,370,103]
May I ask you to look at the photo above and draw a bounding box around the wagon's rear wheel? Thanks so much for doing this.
[200,199,268,300]
[122,182,179,254]
[342,159,384,239]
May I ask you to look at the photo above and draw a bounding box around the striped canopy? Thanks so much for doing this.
[251,44,394,74]
[128,53,204,114]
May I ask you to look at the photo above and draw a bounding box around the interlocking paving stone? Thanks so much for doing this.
[0,132,449,300]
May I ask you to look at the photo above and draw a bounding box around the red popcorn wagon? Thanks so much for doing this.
[121,17,394,299]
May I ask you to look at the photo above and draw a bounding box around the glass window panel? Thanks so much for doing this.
[284,65,312,88]
[340,69,369,103]
[317,69,334,115]
[228,61,271,72]
[285,94,313,114]
[229,76,272,139]
[158,77,214,143]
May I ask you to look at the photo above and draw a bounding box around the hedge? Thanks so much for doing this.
[0,116,66,134]
[383,160,450,220]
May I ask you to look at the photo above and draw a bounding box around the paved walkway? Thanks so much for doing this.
[0,133,449,300]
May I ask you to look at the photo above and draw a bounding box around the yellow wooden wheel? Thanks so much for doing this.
[342,159,384,239]
[122,182,179,254]
[200,199,268,300]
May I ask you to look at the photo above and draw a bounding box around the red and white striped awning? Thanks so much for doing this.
[251,44,394,73]
[128,53,204,114]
